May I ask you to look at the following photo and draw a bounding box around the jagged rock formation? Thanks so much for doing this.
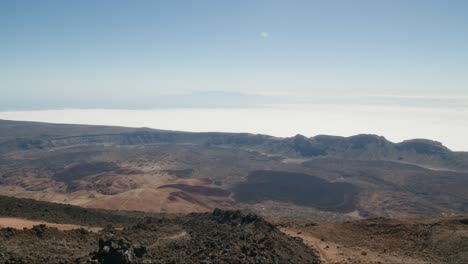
[88,236,147,264]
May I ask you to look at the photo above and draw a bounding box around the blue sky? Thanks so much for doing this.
[1,0,468,109]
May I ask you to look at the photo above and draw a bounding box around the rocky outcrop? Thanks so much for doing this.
[88,236,146,264]
[212,208,265,226]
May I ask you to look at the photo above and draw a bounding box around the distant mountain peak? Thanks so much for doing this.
[396,139,449,155]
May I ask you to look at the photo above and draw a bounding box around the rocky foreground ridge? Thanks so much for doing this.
[0,206,320,264]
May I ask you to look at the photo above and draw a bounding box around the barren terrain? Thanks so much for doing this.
[279,215,468,264]
[0,196,320,263]
[1,119,468,221]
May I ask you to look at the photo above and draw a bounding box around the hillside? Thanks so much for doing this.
[280,215,468,264]
[1,119,467,171]
[0,195,320,263]
[1,195,467,264]
[1,119,468,221]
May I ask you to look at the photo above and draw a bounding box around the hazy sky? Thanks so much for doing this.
[1,0,468,109]
[1,1,468,149]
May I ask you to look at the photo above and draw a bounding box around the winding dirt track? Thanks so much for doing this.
[280,227,429,264]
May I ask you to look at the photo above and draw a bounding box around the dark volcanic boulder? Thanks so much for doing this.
[88,236,146,264]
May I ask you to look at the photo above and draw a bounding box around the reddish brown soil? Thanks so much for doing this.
[0,217,101,232]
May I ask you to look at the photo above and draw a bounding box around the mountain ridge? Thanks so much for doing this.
[1,119,468,220]
[1,119,465,171]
